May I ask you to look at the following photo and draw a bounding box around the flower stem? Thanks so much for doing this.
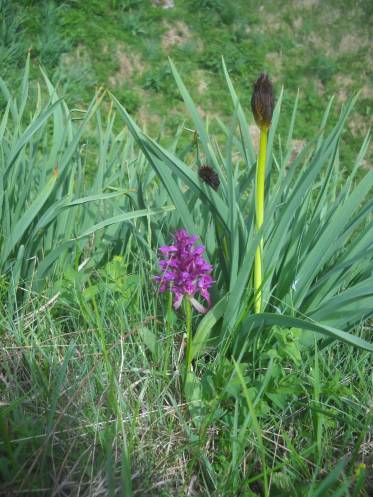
[184,298,193,374]
[254,126,268,313]
[163,290,173,376]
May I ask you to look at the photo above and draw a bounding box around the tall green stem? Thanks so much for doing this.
[163,290,173,376]
[184,298,193,375]
[254,126,268,313]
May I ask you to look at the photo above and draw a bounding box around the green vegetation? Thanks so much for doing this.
[1,1,373,495]
[1,0,372,163]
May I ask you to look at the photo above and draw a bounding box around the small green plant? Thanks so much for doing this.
[120,10,147,37]
[154,229,213,376]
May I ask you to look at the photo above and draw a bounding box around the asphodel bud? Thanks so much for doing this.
[198,165,220,191]
[251,73,275,130]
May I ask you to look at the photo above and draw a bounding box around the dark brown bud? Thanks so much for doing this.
[198,165,220,191]
[251,73,275,129]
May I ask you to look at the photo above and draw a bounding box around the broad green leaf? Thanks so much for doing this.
[140,327,159,360]
[1,173,58,265]
[190,295,229,360]
[242,313,373,352]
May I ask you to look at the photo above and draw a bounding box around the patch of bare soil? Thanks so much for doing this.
[362,85,373,100]
[137,104,161,130]
[348,114,369,138]
[315,78,325,95]
[293,17,303,29]
[307,33,333,56]
[289,139,306,163]
[293,0,319,7]
[151,0,175,8]
[194,70,209,94]
[335,75,353,102]
[266,52,283,73]
[162,21,192,50]
[339,33,368,53]
[108,43,145,87]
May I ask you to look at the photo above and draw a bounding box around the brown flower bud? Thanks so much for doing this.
[198,165,220,191]
[251,73,275,129]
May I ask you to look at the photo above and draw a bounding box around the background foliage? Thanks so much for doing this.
[1,0,372,164]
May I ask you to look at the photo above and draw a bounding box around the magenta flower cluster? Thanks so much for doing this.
[155,229,213,313]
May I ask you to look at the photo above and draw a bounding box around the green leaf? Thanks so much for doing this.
[140,327,159,360]
[190,295,228,361]
[4,100,63,178]
[76,206,175,239]
[242,313,373,352]
[169,59,219,168]
[221,58,256,165]
[66,191,132,206]
[110,93,199,236]
[294,168,373,306]
[1,173,58,265]
[184,370,204,426]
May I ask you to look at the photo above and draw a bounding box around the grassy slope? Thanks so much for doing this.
[2,0,372,163]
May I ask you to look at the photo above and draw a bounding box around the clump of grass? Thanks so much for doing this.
[1,256,372,495]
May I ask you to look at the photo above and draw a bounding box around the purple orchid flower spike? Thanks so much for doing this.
[154,229,213,313]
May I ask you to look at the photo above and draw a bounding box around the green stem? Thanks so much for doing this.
[216,222,229,268]
[254,126,268,313]
[166,290,173,335]
[184,298,193,375]
[163,290,173,376]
